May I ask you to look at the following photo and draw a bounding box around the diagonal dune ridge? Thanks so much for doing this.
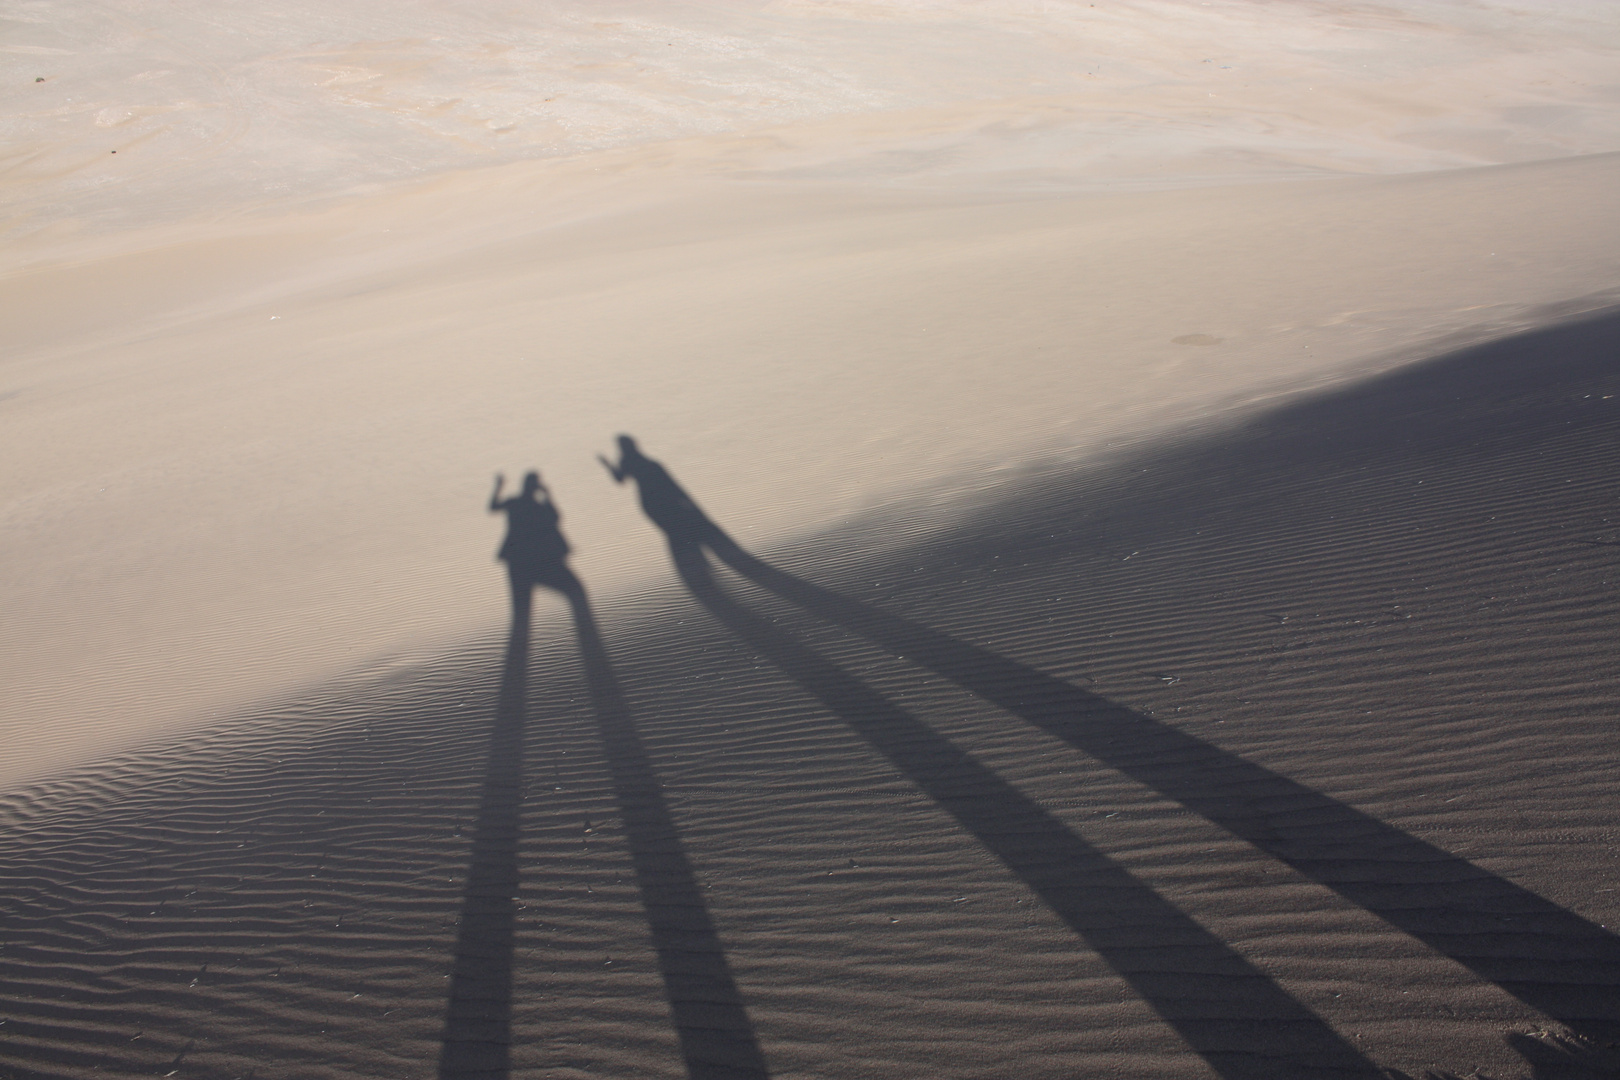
[2,309,1619,1077]
[5,149,1620,794]
[5,3,1620,1075]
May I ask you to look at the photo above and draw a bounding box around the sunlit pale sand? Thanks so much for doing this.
[3,2,1620,1077]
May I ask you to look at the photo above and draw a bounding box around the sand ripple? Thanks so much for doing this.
[4,311,1620,1077]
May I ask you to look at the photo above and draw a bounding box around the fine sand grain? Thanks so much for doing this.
[4,2,1620,1077]
[2,309,1618,1078]
[4,153,1619,788]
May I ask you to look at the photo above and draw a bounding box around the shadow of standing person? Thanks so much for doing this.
[600,435,1620,1056]
[600,437,724,552]
[440,471,582,1079]
[444,467,768,1080]
[599,437,1384,1080]
[491,470,585,618]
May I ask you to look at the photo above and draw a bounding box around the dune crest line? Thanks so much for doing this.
[598,406,1620,1052]
[601,436,1384,1077]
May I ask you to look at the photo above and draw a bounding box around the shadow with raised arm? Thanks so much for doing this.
[603,438,1387,1080]
[441,469,768,1079]
[439,471,583,1077]
[601,431,1620,1054]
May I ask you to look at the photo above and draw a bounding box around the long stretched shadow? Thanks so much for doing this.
[665,537,1383,1079]
[564,586,771,1080]
[630,493,1620,1053]
[439,604,531,1078]
[444,472,767,1079]
[699,533,1620,1040]
[601,425,1620,1044]
[438,586,768,1079]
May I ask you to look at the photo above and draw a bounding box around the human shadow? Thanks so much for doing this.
[488,470,576,628]
[603,436,1620,1051]
[605,442,1385,1079]
[699,539,1620,1042]
[441,471,768,1079]
[440,471,580,1076]
[438,591,533,1077]
[563,587,771,1080]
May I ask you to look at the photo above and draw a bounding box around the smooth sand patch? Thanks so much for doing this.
[3,150,1619,787]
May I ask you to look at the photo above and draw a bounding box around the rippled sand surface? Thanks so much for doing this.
[3,2,1620,1077]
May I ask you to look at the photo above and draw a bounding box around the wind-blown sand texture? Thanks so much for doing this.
[4,2,1620,1078]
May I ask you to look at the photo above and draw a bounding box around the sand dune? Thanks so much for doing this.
[2,309,1619,1077]
[8,0,1620,234]
[5,1,1620,1076]
[6,0,1620,787]
[5,151,1620,790]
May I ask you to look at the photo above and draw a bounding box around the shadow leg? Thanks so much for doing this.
[707,541,1620,1039]
[566,581,771,1080]
[439,603,530,1079]
[675,543,1382,1080]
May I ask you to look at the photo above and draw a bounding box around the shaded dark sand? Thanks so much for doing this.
[439,582,768,1080]
[3,309,1620,1078]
